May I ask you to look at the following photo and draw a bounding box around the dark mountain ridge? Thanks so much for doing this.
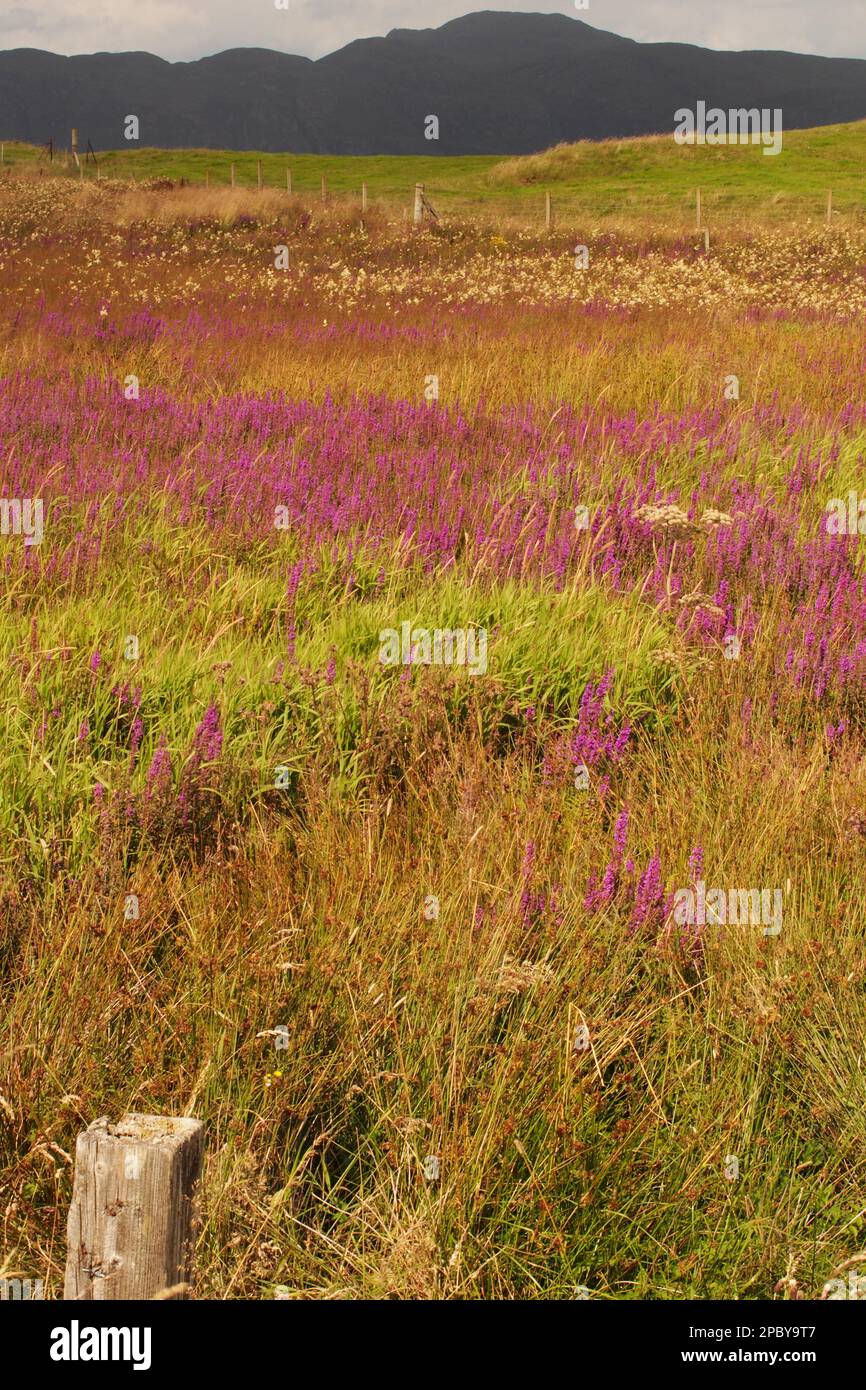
[1,11,864,154]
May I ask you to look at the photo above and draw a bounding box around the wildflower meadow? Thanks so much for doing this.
[1,152,866,1303]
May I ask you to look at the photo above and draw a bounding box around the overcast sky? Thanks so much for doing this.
[2,2,864,63]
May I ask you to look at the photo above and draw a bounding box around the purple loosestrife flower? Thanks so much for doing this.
[191,702,223,765]
[630,853,663,931]
[170,703,226,848]
[89,651,102,674]
[687,844,704,882]
[592,861,618,911]
[542,673,631,791]
[587,810,669,925]
[146,736,173,801]
[613,808,629,860]
[613,725,631,756]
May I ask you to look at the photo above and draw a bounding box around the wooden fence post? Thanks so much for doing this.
[545,189,551,231]
[696,187,701,228]
[230,162,235,188]
[65,1114,204,1300]
[287,168,292,194]
[361,182,368,213]
[257,159,262,191]
[321,174,327,202]
[827,189,832,225]
[413,183,424,225]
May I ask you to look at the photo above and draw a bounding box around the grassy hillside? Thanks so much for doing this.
[3,119,866,226]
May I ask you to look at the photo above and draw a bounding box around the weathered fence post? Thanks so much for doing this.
[703,226,710,254]
[230,162,235,188]
[71,128,79,168]
[544,189,551,231]
[413,183,424,225]
[695,187,701,228]
[65,1114,204,1300]
[361,182,368,213]
[257,159,262,191]
[827,189,832,225]
[321,174,327,202]
[286,167,292,194]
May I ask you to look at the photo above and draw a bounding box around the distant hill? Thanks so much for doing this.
[2,11,866,155]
